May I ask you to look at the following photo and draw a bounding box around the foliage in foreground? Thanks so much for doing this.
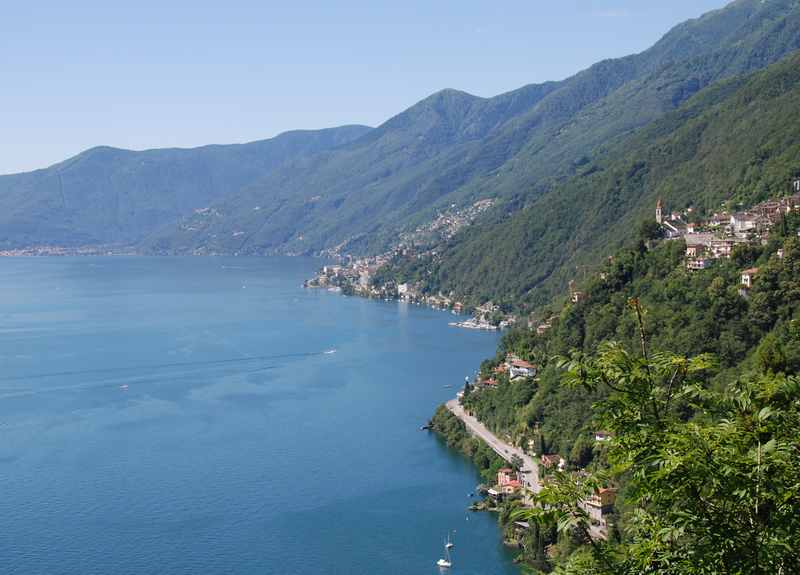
[516,302,800,574]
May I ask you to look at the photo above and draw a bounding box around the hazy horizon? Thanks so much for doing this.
[2,0,728,175]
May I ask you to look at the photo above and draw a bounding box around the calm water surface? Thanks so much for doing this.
[0,257,517,575]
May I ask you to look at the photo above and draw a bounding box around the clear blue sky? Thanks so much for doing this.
[1,0,730,174]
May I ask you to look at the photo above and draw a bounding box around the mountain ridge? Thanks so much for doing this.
[0,125,371,248]
[146,0,800,257]
[393,48,800,311]
[2,0,799,262]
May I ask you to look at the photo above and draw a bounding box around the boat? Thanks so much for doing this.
[446,531,455,549]
[437,538,453,568]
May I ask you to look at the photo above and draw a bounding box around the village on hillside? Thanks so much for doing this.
[663,180,800,268]
[443,178,800,546]
[303,199,518,329]
[653,179,800,297]
[308,179,800,334]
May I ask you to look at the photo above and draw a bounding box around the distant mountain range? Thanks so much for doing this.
[3,1,800,291]
[0,126,370,248]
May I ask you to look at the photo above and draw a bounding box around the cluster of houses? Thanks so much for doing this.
[304,254,393,296]
[538,443,617,537]
[305,198,525,327]
[462,359,620,539]
[308,258,522,329]
[397,198,495,247]
[485,451,618,538]
[0,245,129,257]
[398,283,464,311]
[654,187,800,271]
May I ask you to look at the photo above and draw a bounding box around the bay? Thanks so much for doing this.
[0,256,517,575]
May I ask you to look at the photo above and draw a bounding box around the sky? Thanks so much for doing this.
[0,0,730,175]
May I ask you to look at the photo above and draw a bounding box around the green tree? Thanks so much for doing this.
[516,301,800,574]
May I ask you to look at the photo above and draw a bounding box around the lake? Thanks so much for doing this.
[0,256,517,575]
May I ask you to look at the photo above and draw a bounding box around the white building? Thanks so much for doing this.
[741,268,759,289]
[508,358,537,380]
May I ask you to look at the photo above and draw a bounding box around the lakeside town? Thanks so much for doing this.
[0,244,136,257]
[303,198,518,330]
[306,182,800,334]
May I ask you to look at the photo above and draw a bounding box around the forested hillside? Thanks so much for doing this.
[437,210,800,572]
[469,208,800,463]
[394,48,800,311]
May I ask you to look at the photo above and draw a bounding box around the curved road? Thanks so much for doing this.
[446,399,541,494]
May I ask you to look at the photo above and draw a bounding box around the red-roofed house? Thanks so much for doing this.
[508,358,537,380]
[501,480,522,495]
[497,468,523,494]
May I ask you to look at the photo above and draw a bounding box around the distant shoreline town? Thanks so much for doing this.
[0,245,137,257]
[303,199,519,330]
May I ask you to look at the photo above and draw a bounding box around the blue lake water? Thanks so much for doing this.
[0,257,517,575]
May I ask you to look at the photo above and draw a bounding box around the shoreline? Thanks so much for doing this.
[445,398,541,494]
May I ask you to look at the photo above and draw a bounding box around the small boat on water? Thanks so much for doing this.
[446,531,455,550]
[437,536,453,568]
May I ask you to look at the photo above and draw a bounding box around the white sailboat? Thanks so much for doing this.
[445,531,455,550]
[437,538,453,568]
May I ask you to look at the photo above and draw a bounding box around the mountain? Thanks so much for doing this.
[401,48,800,310]
[2,0,799,259]
[0,125,370,248]
[146,0,800,256]
[144,84,561,255]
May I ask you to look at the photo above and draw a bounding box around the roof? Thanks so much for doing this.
[541,454,562,464]
[743,267,760,275]
[511,359,536,370]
